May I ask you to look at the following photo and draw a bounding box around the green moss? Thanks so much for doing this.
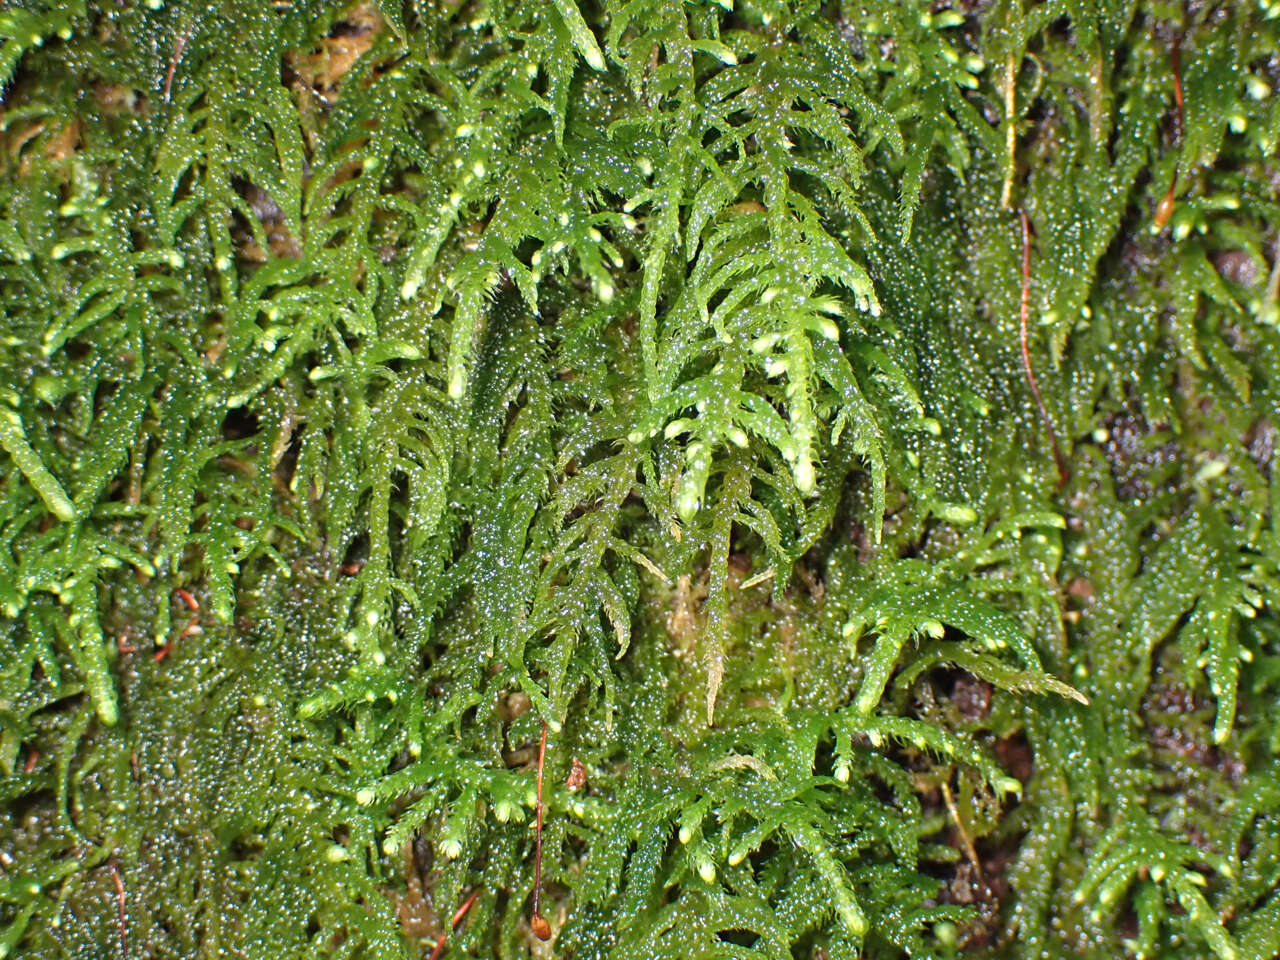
[1,0,1279,957]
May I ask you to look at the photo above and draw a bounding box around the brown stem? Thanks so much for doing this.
[1155,37,1184,229]
[1019,210,1068,488]
[427,888,483,960]
[941,779,982,879]
[109,860,128,960]
[1171,39,1184,140]
[530,720,551,940]
[163,31,189,105]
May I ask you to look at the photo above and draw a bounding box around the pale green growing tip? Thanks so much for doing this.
[439,839,462,860]
[329,844,352,862]
[794,459,816,495]
[448,369,466,399]
[996,776,1022,796]
[936,503,978,526]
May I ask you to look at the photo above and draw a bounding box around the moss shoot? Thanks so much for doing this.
[1,0,1279,958]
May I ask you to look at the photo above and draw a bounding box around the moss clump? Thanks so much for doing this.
[1,0,1279,957]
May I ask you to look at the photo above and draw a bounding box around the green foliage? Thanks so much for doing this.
[1,0,1279,958]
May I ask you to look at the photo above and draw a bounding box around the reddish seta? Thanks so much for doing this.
[1154,38,1184,229]
[427,887,482,960]
[109,860,128,960]
[530,720,552,940]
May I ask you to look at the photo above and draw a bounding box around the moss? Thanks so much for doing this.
[1,0,1279,957]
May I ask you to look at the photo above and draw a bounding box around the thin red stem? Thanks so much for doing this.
[530,720,551,940]
[163,31,189,105]
[1171,40,1184,139]
[427,888,482,960]
[451,887,483,929]
[109,861,128,960]
[1155,37,1184,229]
